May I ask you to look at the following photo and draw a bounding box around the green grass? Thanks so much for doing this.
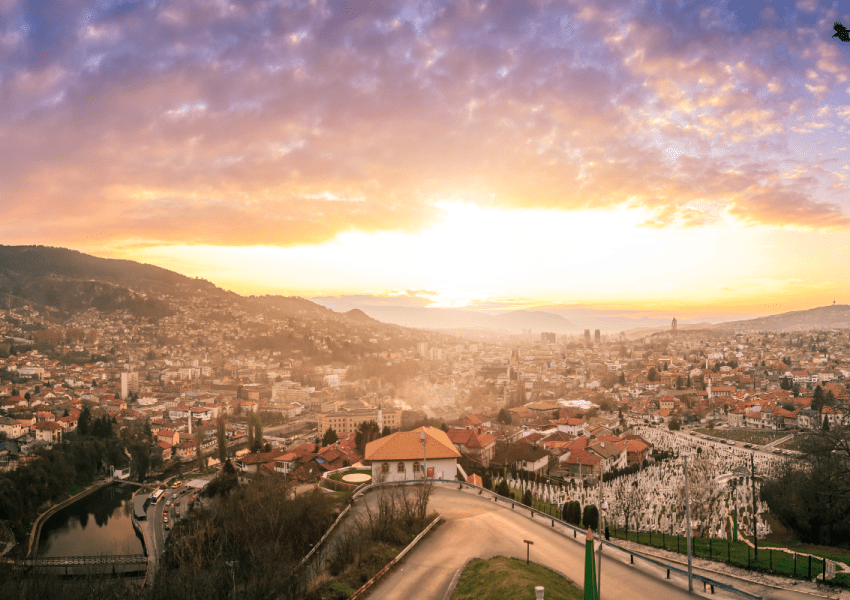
[748,540,850,566]
[328,469,371,484]
[607,527,834,581]
[451,556,583,600]
[694,429,788,445]
[327,491,352,511]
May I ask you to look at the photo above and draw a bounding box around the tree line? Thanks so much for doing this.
[0,434,127,545]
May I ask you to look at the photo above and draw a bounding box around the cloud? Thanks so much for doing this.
[1,0,849,250]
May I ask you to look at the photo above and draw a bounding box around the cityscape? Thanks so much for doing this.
[1,0,850,599]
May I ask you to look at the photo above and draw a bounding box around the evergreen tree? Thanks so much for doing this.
[812,385,826,413]
[582,504,599,530]
[354,420,381,455]
[322,427,339,446]
[216,415,228,463]
[78,406,91,436]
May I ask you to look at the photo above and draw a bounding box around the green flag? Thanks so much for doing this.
[584,528,598,600]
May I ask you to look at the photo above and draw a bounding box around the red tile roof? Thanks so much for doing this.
[365,426,461,461]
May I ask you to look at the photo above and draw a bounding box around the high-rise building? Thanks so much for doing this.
[671,317,678,333]
[540,332,556,344]
[594,329,601,345]
[583,329,591,345]
[120,372,139,400]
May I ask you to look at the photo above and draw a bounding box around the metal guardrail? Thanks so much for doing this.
[348,516,442,600]
[298,504,352,568]
[357,479,762,600]
[15,554,148,567]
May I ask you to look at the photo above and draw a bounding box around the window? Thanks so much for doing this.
[381,462,389,474]
[413,461,420,476]
[397,462,405,473]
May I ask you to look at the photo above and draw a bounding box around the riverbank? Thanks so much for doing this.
[27,478,130,558]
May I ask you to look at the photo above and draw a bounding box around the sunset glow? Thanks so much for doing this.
[2,0,850,318]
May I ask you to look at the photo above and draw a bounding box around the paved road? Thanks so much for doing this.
[143,483,195,579]
[365,486,841,600]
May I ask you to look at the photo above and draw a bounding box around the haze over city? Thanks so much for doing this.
[2,0,850,321]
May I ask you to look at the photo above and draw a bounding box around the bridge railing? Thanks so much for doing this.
[16,554,148,567]
[355,479,762,600]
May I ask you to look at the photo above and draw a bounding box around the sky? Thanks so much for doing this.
[2,0,850,320]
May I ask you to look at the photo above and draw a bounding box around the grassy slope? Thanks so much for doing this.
[451,556,583,600]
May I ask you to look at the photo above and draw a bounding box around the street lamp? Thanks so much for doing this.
[420,431,427,480]
[598,500,608,600]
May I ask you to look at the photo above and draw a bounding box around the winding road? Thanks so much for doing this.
[362,485,844,600]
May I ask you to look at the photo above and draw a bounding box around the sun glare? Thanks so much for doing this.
[118,201,780,309]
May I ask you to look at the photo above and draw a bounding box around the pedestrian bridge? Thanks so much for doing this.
[13,554,148,576]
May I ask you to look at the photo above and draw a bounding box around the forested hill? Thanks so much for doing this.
[0,246,449,352]
[714,304,850,332]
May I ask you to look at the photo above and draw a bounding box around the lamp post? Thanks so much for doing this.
[598,499,608,600]
[420,430,427,480]
[684,455,693,592]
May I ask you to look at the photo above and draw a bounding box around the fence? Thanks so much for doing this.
[607,527,828,581]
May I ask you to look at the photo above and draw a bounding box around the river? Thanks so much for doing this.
[38,482,145,557]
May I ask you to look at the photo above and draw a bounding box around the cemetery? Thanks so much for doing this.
[486,425,848,585]
[692,428,789,446]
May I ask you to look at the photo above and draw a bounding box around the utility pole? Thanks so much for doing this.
[684,455,693,592]
[421,430,427,480]
[751,453,758,561]
[597,460,605,600]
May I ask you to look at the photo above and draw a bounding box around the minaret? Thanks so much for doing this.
[188,411,192,435]
[707,379,712,399]
[378,403,383,432]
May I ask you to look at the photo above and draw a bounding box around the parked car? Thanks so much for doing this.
[172,480,183,488]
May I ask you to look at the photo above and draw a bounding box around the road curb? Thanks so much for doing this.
[440,561,467,600]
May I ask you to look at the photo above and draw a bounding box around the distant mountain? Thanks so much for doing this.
[492,310,578,332]
[309,299,578,334]
[343,308,379,323]
[713,304,850,332]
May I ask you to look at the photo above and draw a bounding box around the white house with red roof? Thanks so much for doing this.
[365,426,460,482]
[555,417,587,436]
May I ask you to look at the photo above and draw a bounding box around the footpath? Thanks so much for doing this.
[27,478,113,558]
